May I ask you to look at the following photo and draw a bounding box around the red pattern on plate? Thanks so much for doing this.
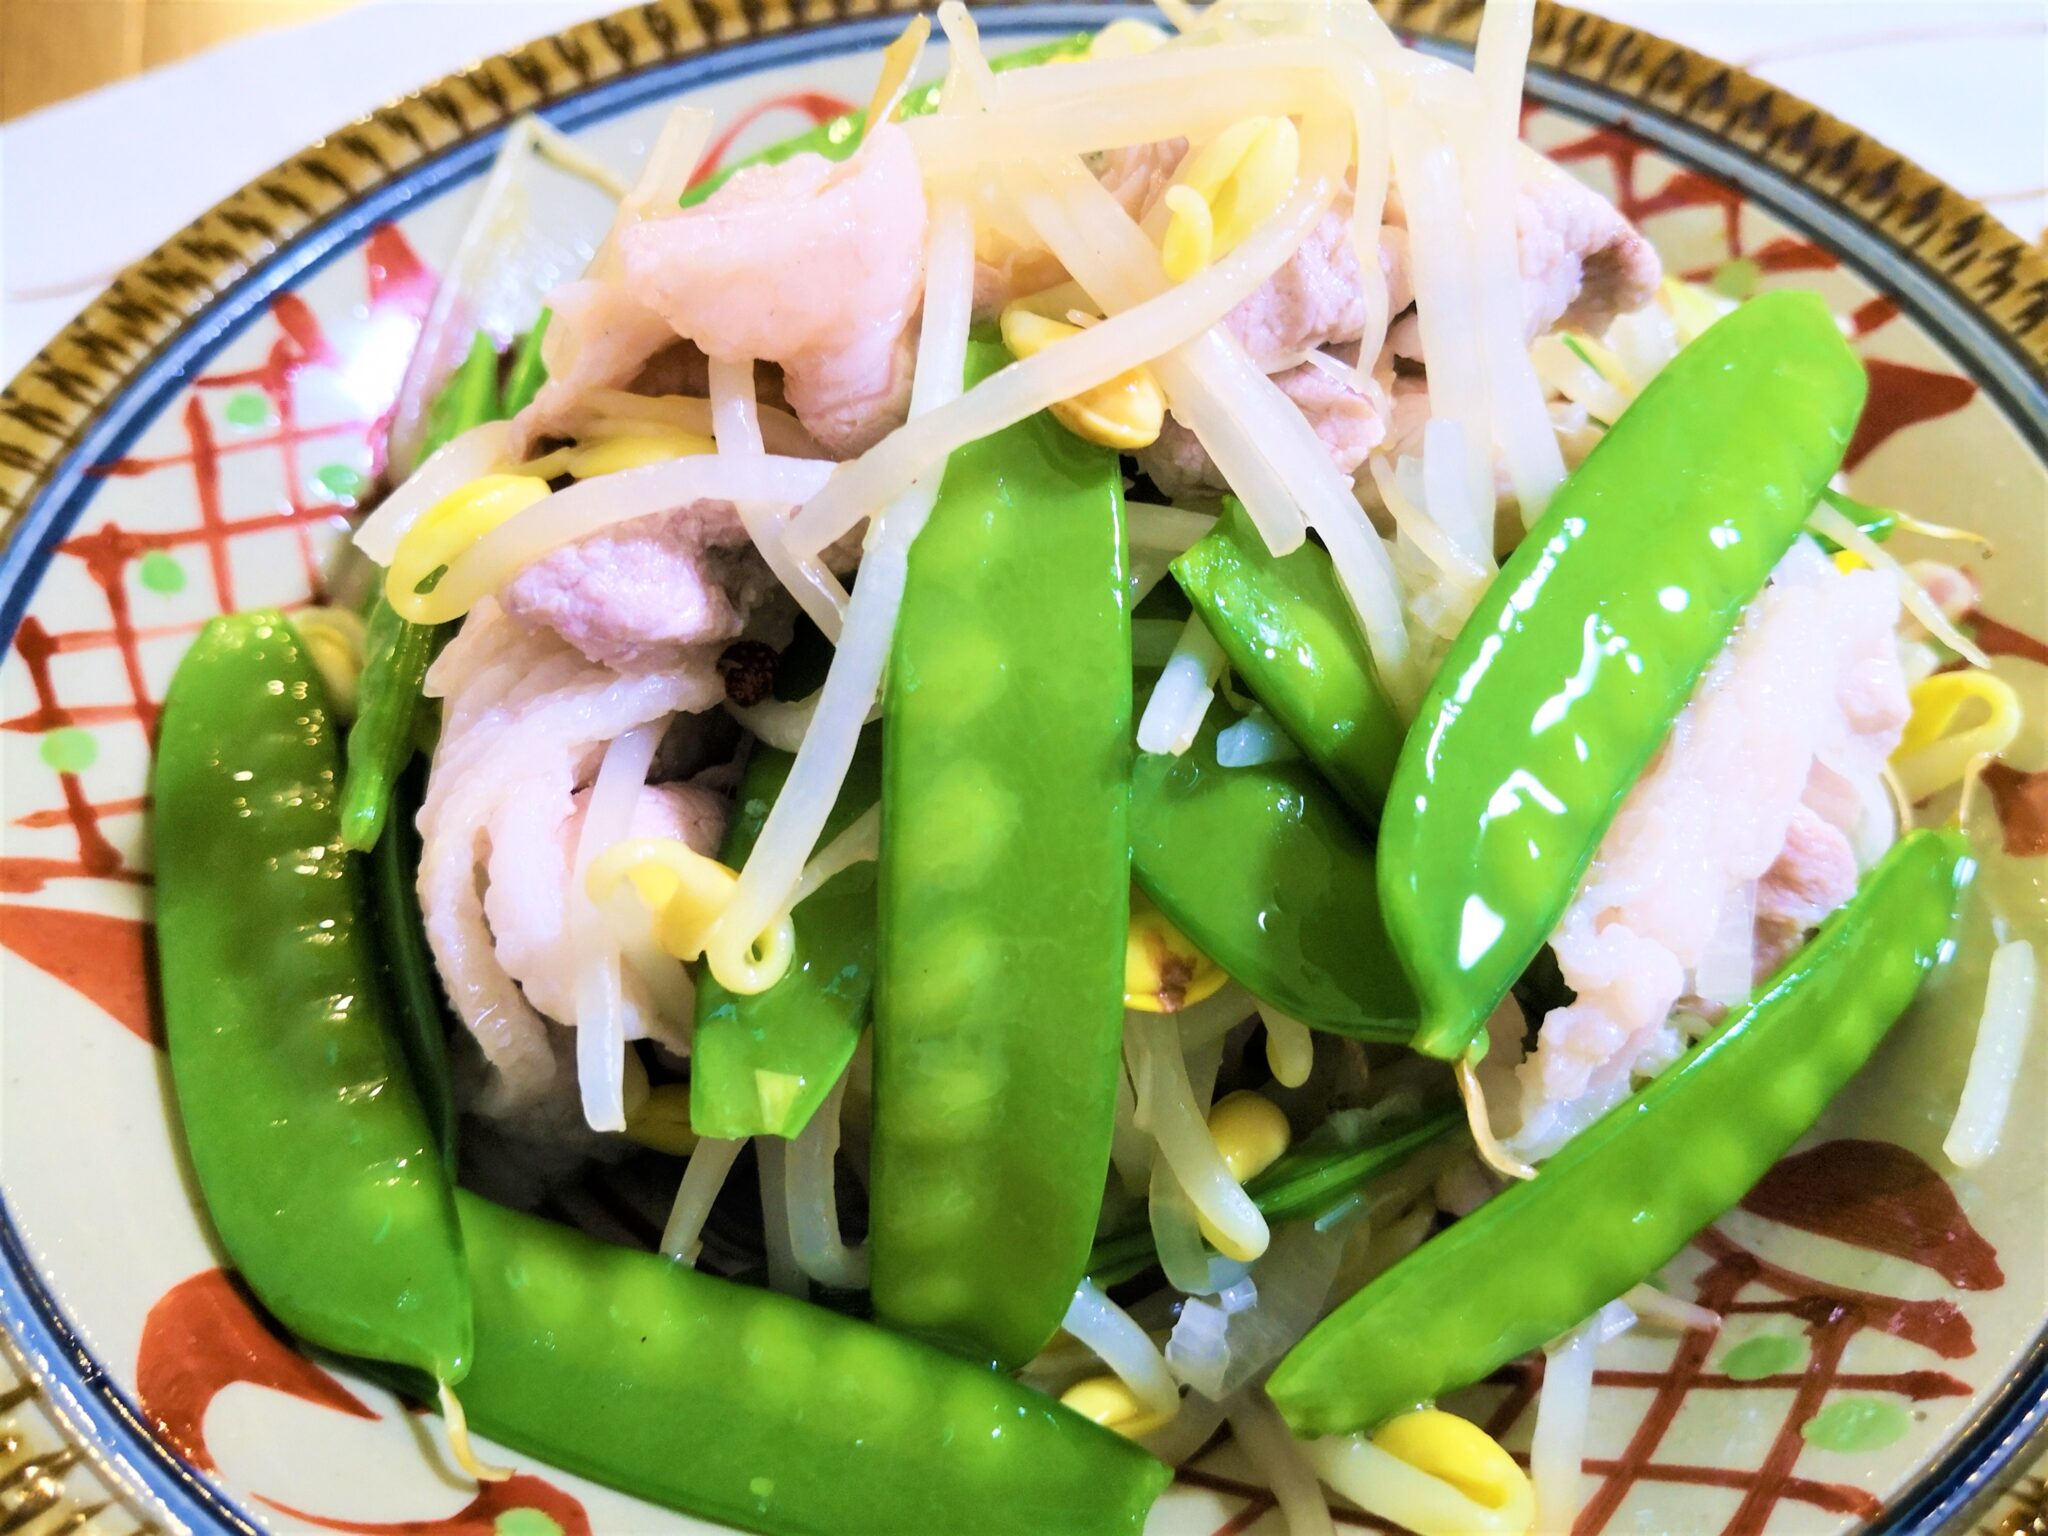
[1981,762,2048,856]
[259,1477,594,1536]
[1976,612,2048,669]
[689,90,857,189]
[137,1268,379,1473]
[0,223,427,909]
[137,1267,592,1532]
[1185,1141,1996,1536]
[1845,361,1982,471]
[1741,1138,2003,1289]
[0,903,156,1042]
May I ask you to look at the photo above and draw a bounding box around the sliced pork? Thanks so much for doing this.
[514,278,678,451]
[415,601,724,1127]
[486,777,726,1054]
[1512,151,1663,340]
[500,499,776,671]
[1097,134,1657,489]
[1092,137,1187,219]
[1136,357,1388,498]
[1224,206,1405,370]
[1507,542,1911,1159]
[621,124,928,458]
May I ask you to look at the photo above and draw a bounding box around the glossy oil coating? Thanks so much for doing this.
[1377,291,1867,1062]
[1131,708,1414,1037]
[692,727,882,1140]
[1172,499,1404,821]
[455,1193,1171,1536]
[153,611,470,1384]
[872,337,1131,1370]
[1269,828,1972,1436]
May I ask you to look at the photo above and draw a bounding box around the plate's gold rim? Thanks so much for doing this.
[1,0,2044,535]
[0,1,2042,1531]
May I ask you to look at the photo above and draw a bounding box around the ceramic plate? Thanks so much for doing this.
[1,3,2044,1533]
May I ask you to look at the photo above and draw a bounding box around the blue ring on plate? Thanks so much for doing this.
[0,5,2041,1529]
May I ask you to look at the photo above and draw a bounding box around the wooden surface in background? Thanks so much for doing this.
[1,0,353,121]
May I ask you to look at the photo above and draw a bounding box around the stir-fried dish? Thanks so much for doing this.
[149,5,2036,1534]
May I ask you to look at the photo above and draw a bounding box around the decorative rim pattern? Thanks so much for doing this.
[0,1327,162,1536]
[0,2,2044,1532]
[3,0,2046,540]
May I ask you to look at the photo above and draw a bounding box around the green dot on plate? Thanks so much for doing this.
[40,727,97,774]
[749,1476,775,1500]
[493,1509,563,1536]
[1719,1334,1805,1381]
[1711,256,1761,300]
[1801,1395,1911,1453]
[316,463,366,500]
[224,391,273,428]
[137,550,187,594]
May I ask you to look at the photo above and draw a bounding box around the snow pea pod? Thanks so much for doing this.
[1170,499,1403,819]
[1246,1099,1461,1226]
[455,1192,1170,1536]
[1380,291,1866,1062]
[154,611,470,1386]
[370,759,458,1167]
[1814,485,1897,549]
[692,728,882,1139]
[1269,827,1972,1437]
[1130,708,1414,1038]
[340,331,504,853]
[501,316,551,416]
[872,336,1131,1370]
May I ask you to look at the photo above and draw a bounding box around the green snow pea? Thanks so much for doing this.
[369,759,458,1166]
[1269,828,1972,1436]
[501,316,551,416]
[872,336,1131,1370]
[1130,707,1414,1038]
[1814,485,1898,549]
[681,36,1090,207]
[1380,290,1867,1062]
[1171,499,1404,819]
[691,728,882,1139]
[1246,1097,1461,1227]
[454,1193,1170,1536]
[154,611,470,1387]
[340,331,504,853]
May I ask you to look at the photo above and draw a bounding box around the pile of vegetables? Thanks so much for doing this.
[148,11,2028,1536]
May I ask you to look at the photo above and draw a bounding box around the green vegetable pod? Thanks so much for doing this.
[1814,485,1898,549]
[692,729,882,1140]
[455,1193,1169,1536]
[871,337,1131,1371]
[1378,290,1868,1062]
[1170,498,1404,821]
[341,330,507,854]
[154,611,470,1386]
[370,760,458,1167]
[1130,709,1414,1038]
[1269,827,1973,1437]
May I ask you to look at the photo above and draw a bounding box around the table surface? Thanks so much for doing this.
[1,0,350,122]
